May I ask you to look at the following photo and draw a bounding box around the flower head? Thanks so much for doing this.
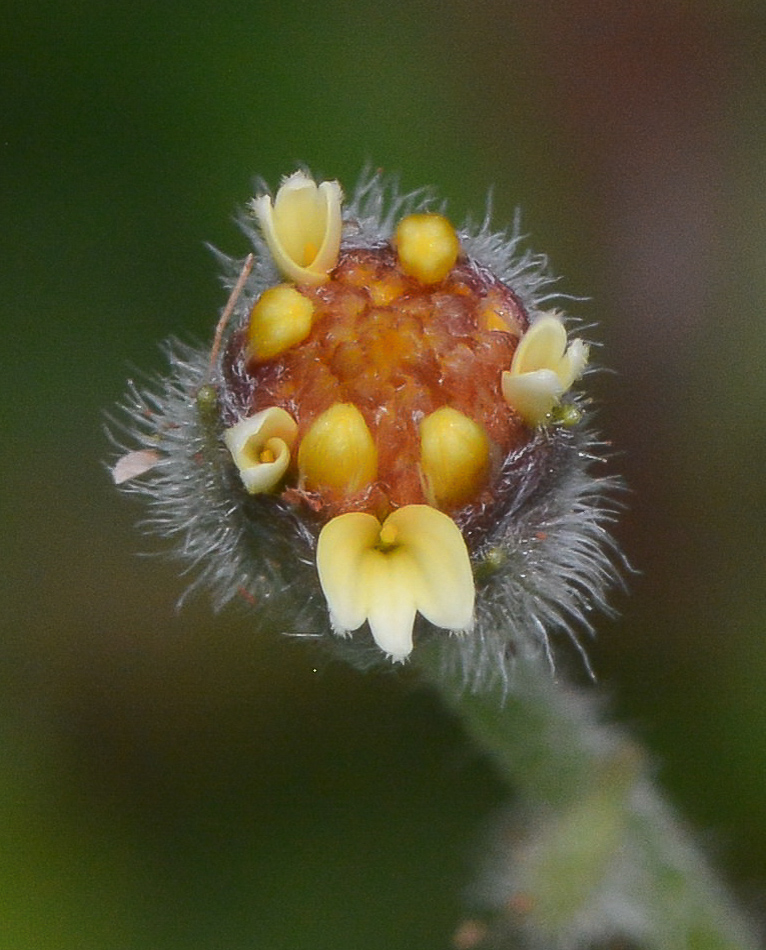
[111,170,620,687]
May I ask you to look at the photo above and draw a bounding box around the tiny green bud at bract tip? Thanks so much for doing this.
[196,383,219,418]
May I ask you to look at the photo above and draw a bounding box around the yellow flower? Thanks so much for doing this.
[251,171,343,285]
[316,505,474,661]
[501,314,588,426]
[223,406,298,494]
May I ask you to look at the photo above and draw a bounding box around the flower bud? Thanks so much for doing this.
[419,406,490,510]
[394,213,460,284]
[247,284,315,362]
[298,403,377,496]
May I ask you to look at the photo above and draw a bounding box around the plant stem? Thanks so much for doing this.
[416,647,760,950]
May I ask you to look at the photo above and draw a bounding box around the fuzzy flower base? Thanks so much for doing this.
[111,170,621,689]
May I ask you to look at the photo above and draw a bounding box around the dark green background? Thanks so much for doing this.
[3,2,766,947]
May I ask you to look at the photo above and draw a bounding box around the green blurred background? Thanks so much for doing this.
[2,2,766,947]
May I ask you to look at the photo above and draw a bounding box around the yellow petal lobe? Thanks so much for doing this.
[252,171,343,284]
[316,505,475,661]
[298,403,377,496]
[558,337,589,391]
[501,368,563,426]
[317,512,381,634]
[419,406,490,510]
[394,213,460,284]
[224,406,298,494]
[247,284,314,362]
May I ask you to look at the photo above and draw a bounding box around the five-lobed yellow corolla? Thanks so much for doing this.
[251,171,343,285]
[316,505,474,661]
[501,314,588,426]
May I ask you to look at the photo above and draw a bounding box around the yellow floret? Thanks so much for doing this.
[316,505,475,661]
[251,171,343,285]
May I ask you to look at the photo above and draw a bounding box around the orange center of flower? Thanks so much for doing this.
[224,245,531,519]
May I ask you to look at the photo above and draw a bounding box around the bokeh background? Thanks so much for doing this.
[2,2,766,947]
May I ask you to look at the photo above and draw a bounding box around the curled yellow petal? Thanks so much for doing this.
[501,314,588,426]
[419,406,490,510]
[247,283,314,362]
[298,403,377,496]
[316,505,475,661]
[251,171,343,284]
[394,213,460,284]
[223,406,298,494]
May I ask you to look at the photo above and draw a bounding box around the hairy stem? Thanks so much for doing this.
[417,647,759,950]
